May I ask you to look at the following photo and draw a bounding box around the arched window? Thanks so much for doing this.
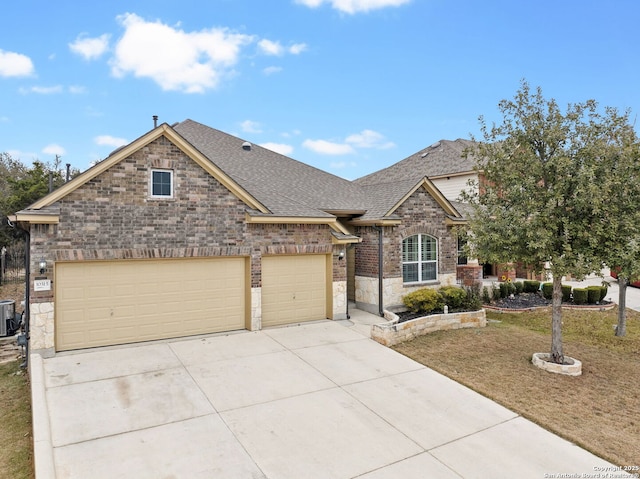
[402,234,437,283]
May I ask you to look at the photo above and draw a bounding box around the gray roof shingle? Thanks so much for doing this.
[354,138,477,187]
[174,119,368,218]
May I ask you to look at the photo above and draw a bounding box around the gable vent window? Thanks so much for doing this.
[151,169,173,198]
[402,234,437,283]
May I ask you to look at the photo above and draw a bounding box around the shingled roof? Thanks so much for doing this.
[174,119,368,218]
[354,138,477,187]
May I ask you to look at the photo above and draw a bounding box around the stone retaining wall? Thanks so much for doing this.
[371,309,487,347]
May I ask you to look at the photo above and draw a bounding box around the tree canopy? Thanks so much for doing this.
[463,80,639,362]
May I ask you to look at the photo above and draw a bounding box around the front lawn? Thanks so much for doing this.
[393,306,640,467]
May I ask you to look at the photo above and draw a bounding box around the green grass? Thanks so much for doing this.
[0,360,33,479]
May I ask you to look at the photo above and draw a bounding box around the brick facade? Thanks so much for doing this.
[29,136,345,304]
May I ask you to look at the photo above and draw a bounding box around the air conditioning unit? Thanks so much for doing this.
[0,300,15,337]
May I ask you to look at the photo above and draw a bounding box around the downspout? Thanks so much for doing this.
[373,225,384,316]
[7,219,30,368]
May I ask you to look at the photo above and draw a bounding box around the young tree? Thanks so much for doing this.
[462,81,635,364]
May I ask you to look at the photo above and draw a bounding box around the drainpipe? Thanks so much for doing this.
[7,219,30,368]
[372,225,384,316]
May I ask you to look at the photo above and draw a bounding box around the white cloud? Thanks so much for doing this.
[240,120,262,133]
[345,129,395,149]
[303,139,355,155]
[42,144,66,156]
[329,160,357,169]
[260,142,294,156]
[263,66,283,75]
[19,85,64,95]
[110,13,254,93]
[69,85,87,94]
[289,43,307,54]
[69,34,111,60]
[94,135,128,147]
[0,49,35,77]
[258,39,283,56]
[295,0,411,14]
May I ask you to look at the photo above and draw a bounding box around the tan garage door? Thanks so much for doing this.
[55,257,246,351]
[261,255,328,328]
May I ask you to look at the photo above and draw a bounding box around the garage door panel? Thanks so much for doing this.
[261,255,327,328]
[56,257,246,351]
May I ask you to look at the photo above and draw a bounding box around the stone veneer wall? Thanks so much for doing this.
[371,309,487,347]
[27,135,347,353]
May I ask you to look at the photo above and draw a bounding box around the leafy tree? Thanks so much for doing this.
[462,81,635,363]
[0,154,71,247]
[596,135,640,336]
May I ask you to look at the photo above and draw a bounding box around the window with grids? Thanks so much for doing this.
[402,234,437,283]
[150,169,173,198]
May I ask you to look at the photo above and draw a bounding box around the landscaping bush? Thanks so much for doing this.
[599,284,608,302]
[499,282,509,298]
[403,288,443,313]
[573,288,588,305]
[482,286,491,304]
[523,280,540,293]
[542,282,553,300]
[562,285,572,303]
[492,284,501,301]
[439,285,467,309]
[587,285,602,304]
[461,283,483,311]
[514,281,524,295]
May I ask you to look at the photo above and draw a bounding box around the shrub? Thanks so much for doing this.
[403,288,443,313]
[542,282,553,300]
[573,288,588,305]
[587,285,602,304]
[492,284,501,301]
[439,286,467,309]
[499,282,509,298]
[514,281,524,295]
[523,280,540,293]
[562,285,572,303]
[599,283,608,302]
[461,283,483,311]
[482,286,491,304]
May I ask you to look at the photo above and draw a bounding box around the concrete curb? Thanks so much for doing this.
[30,354,56,479]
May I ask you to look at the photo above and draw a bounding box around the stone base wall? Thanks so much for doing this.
[333,281,347,320]
[30,302,55,355]
[250,287,261,330]
[371,309,486,347]
[355,274,457,313]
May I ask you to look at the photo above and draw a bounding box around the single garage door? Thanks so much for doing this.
[55,257,246,351]
[261,255,328,328]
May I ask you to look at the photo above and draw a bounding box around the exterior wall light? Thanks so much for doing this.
[39,258,47,274]
[338,251,345,260]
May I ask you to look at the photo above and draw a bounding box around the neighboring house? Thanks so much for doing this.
[11,120,465,356]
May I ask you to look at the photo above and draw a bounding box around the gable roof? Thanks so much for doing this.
[354,138,477,186]
[352,177,463,225]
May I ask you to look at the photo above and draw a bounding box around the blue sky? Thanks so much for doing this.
[1,0,639,179]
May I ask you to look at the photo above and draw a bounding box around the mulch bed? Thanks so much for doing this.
[396,293,612,322]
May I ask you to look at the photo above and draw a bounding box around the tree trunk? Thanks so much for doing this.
[550,275,564,364]
[616,277,628,337]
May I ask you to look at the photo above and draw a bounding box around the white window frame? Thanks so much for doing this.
[150,169,174,198]
[402,234,438,284]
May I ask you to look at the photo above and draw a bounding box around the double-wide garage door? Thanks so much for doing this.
[55,258,246,351]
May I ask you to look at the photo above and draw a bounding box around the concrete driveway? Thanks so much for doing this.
[31,310,625,479]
